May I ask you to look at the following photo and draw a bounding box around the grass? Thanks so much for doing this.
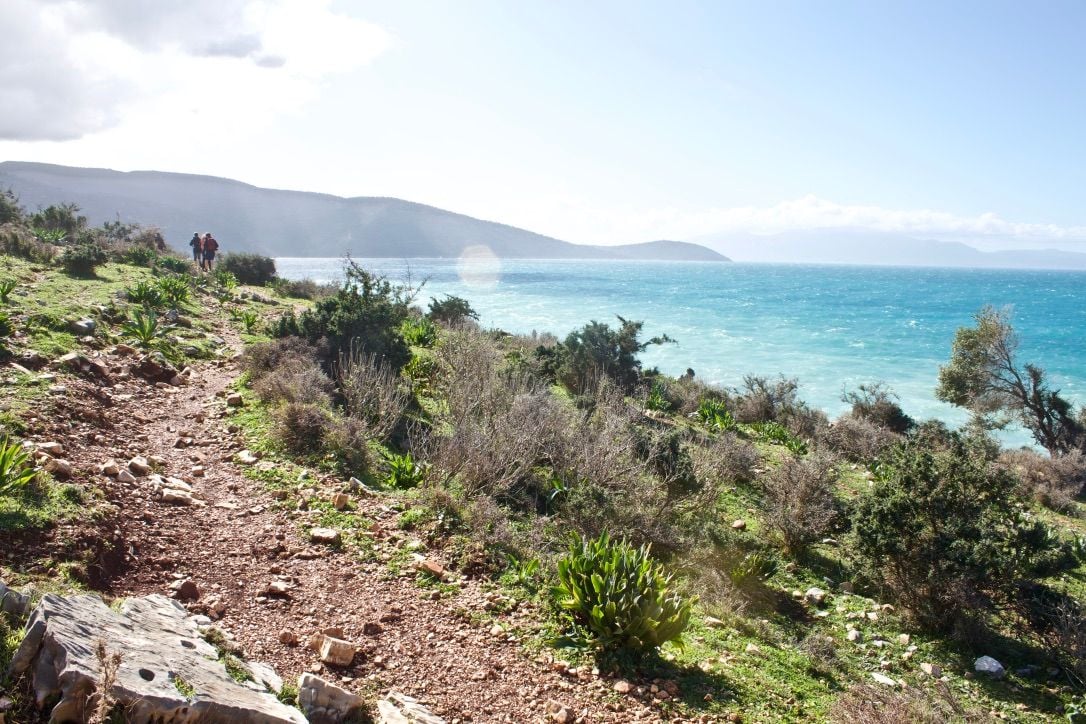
[0,477,87,533]
[173,674,197,699]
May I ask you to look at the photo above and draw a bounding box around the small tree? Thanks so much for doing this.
[30,202,87,242]
[558,317,673,396]
[427,294,478,324]
[0,189,23,225]
[937,306,1082,455]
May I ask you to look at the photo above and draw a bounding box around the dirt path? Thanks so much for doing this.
[41,324,685,722]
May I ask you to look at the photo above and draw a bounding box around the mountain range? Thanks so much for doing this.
[699,228,1086,270]
[0,162,726,262]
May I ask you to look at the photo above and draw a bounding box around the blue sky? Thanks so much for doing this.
[2,0,1085,248]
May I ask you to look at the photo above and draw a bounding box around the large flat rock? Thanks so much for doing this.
[7,593,306,723]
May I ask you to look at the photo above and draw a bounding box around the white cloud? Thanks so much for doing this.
[511,194,1086,249]
[0,0,393,141]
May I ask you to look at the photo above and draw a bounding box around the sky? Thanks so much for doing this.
[2,0,1086,250]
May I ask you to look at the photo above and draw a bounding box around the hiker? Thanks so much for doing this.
[189,233,202,263]
[201,233,219,271]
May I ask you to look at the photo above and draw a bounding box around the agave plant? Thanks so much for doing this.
[0,436,37,495]
[240,310,259,334]
[156,275,190,307]
[382,450,427,489]
[697,399,736,432]
[123,308,162,346]
[0,278,16,303]
[553,532,693,653]
[126,280,163,308]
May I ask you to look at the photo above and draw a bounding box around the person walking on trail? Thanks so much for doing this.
[189,232,202,263]
[201,233,219,271]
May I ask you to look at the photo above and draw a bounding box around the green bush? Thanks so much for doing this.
[156,255,191,274]
[220,253,277,286]
[271,261,413,370]
[851,430,1060,631]
[0,312,12,339]
[0,436,37,495]
[59,242,108,276]
[120,246,158,267]
[553,532,693,653]
[400,316,437,347]
[269,277,334,300]
[427,294,478,324]
[555,317,674,396]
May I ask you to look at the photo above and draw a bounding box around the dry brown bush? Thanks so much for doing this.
[253,357,334,406]
[273,402,334,454]
[819,415,902,462]
[733,375,829,439]
[690,432,762,485]
[243,336,322,382]
[1000,448,1086,513]
[762,453,839,554]
[829,683,983,723]
[337,348,410,444]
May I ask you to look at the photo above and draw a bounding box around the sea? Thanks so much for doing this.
[275,257,1086,447]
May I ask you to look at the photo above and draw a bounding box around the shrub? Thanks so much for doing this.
[0,189,22,225]
[269,277,335,300]
[843,383,914,433]
[427,294,479,324]
[851,431,1060,632]
[156,255,191,274]
[1,224,57,263]
[819,415,901,463]
[59,242,108,276]
[120,246,158,267]
[271,261,413,370]
[553,532,693,653]
[556,317,674,396]
[690,432,761,485]
[0,312,13,339]
[1000,448,1086,513]
[337,348,410,444]
[762,454,839,554]
[734,375,828,439]
[400,316,437,347]
[244,337,323,382]
[273,402,333,454]
[220,253,277,286]
[0,436,37,494]
[252,357,334,407]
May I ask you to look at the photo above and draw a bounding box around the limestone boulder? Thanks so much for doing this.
[7,593,305,723]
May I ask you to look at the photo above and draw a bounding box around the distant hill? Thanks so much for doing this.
[698,228,1086,270]
[0,162,728,262]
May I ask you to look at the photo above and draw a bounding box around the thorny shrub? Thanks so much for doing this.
[273,402,334,454]
[819,415,902,463]
[762,453,840,555]
[337,348,410,444]
[1000,448,1086,513]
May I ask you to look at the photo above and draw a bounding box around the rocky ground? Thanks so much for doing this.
[3,314,709,723]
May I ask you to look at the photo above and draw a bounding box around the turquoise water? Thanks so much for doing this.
[276,258,1086,443]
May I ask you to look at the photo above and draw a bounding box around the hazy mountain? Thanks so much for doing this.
[0,162,728,262]
[698,228,1086,269]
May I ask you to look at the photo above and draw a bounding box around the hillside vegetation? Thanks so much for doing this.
[1,196,1085,722]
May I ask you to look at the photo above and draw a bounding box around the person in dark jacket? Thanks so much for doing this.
[189,233,202,263]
